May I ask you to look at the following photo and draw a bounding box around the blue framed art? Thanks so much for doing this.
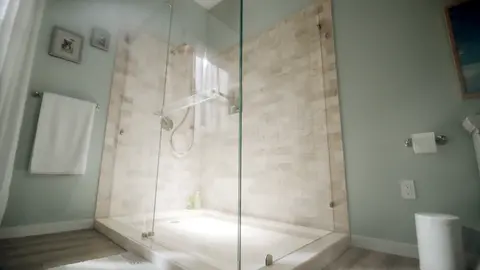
[446,0,480,98]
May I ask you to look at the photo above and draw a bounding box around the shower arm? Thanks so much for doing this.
[155,88,231,117]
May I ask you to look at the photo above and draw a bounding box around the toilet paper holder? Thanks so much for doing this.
[404,135,448,147]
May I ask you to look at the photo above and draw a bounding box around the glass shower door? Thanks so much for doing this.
[109,33,168,243]
[107,0,173,247]
[147,0,244,269]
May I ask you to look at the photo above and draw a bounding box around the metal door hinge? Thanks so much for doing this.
[141,231,155,239]
[265,254,273,266]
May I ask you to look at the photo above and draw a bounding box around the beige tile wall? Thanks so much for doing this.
[96,36,204,225]
[95,35,129,219]
[96,33,167,229]
[203,2,343,231]
[155,44,203,213]
[108,34,167,229]
[317,0,349,233]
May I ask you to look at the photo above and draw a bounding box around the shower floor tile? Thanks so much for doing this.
[111,210,331,270]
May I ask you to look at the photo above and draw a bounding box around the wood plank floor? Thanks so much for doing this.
[324,248,420,270]
[0,229,420,270]
[0,230,125,270]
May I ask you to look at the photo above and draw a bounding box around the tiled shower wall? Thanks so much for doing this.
[155,45,203,213]
[318,0,349,233]
[96,0,348,233]
[96,33,167,222]
[95,35,130,219]
[96,34,202,222]
[203,0,347,231]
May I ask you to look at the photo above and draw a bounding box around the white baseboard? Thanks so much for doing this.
[0,219,94,239]
[351,235,419,258]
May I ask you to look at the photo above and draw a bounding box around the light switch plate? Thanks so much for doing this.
[400,180,416,200]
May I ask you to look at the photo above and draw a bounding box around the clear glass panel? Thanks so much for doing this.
[239,0,337,268]
[148,0,243,269]
[98,0,173,247]
[86,0,245,266]
[108,34,167,242]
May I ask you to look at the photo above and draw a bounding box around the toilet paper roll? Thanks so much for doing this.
[412,132,437,154]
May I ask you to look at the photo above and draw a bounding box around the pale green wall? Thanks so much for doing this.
[334,0,480,244]
[1,0,210,227]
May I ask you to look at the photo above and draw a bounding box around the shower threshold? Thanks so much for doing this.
[95,210,349,270]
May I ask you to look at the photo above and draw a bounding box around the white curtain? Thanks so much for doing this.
[0,0,45,224]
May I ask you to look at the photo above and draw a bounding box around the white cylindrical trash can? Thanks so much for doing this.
[415,213,464,270]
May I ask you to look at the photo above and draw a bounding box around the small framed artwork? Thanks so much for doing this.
[48,26,84,64]
[91,27,110,52]
[445,0,480,99]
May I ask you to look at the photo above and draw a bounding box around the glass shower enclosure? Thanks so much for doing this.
[92,0,349,269]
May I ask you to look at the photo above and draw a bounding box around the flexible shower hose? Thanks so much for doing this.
[169,106,195,158]
[169,44,196,158]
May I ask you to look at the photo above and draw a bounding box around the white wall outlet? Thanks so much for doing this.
[400,180,416,200]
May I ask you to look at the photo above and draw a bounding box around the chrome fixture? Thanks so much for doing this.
[161,116,174,131]
[164,0,173,8]
[215,89,240,115]
[141,231,155,240]
[404,135,448,147]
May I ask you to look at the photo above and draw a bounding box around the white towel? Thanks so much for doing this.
[30,93,96,175]
[463,116,480,176]
[463,116,480,134]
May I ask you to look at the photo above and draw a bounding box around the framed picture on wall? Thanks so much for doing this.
[445,0,480,99]
[90,27,110,52]
[48,26,84,64]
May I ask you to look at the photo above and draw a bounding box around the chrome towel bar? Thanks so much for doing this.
[32,91,100,110]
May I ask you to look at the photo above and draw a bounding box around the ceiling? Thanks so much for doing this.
[192,0,224,10]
